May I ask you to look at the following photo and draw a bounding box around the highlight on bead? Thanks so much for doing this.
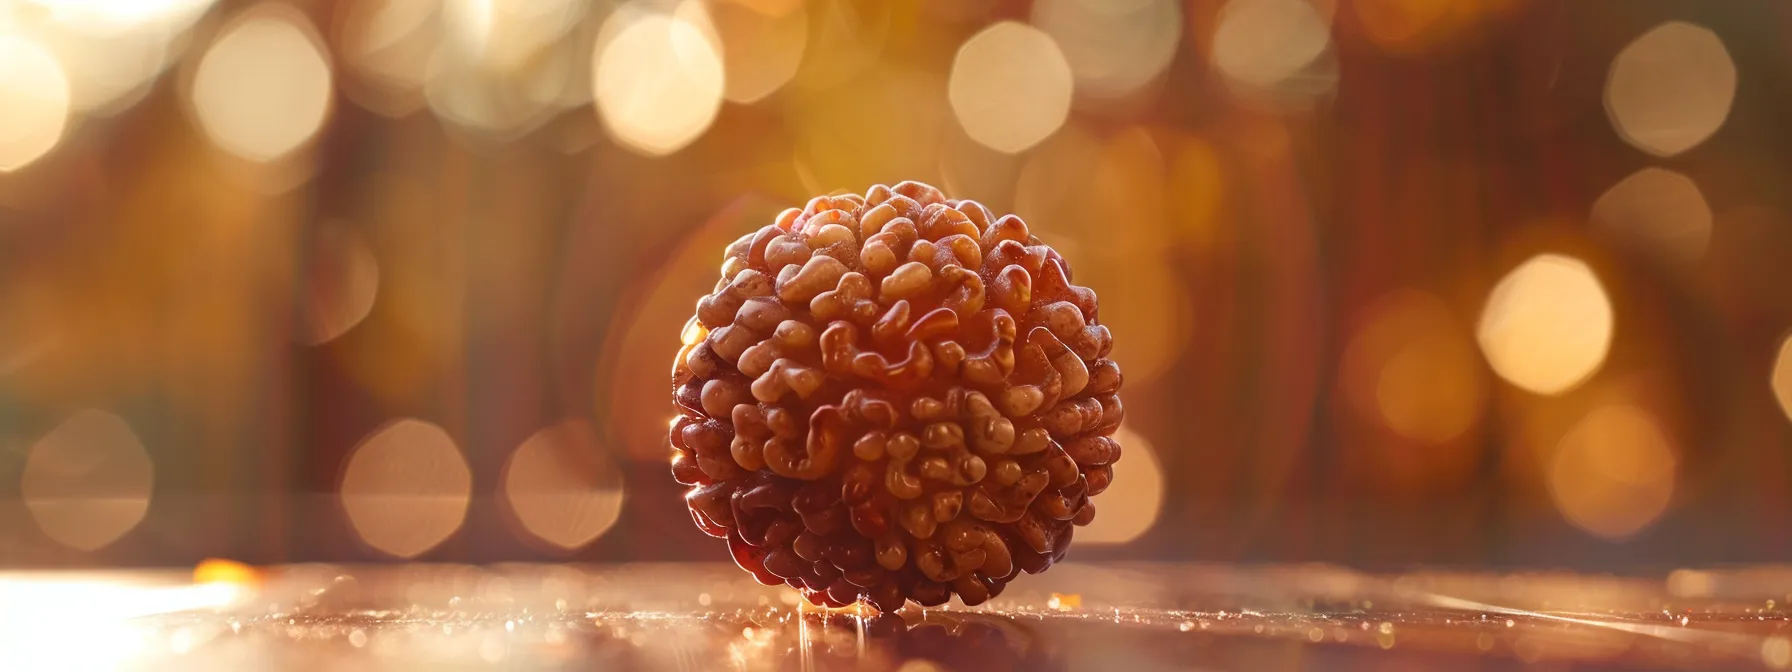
[670,181,1123,610]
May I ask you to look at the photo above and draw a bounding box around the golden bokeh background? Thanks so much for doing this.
[0,0,1790,570]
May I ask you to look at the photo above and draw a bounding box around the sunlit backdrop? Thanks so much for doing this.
[2,0,1791,571]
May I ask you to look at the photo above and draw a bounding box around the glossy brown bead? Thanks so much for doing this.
[670,181,1122,610]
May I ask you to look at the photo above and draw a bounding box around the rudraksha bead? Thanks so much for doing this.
[671,181,1122,610]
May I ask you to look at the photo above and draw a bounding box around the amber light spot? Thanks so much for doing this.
[339,419,472,558]
[1591,168,1712,268]
[711,0,809,104]
[592,2,725,156]
[948,21,1073,154]
[503,419,626,550]
[194,559,260,587]
[190,6,335,162]
[1343,290,1485,445]
[1210,0,1337,104]
[1548,404,1676,539]
[1605,21,1736,158]
[1477,254,1613,395]
[21,410,155,552]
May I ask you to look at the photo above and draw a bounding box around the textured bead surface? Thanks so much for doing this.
[670,181,1123,611]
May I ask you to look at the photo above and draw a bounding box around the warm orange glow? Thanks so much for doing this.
[711,0,808,104]
[1605,21,1735,158]
[339,419,472,559]
[1079,425,1164,545]
[1342,290,1485,444]
[603,200,777,461]
[1548,404,1676,539]
[1352,0,1508,53]
[21,410,154,552]
[193,558,259,587]
[592,2,725,156]
[789,0,889,91]
[329,173,460,405]
[1590,168,1711,268]
[896,660,945,672]
[1477,254,1613,395]
[1015,126,1191,386]
[788,63,948,194]
[503,419,626,550]
[1165,133,1226,249]
[0,573,247,671]
[948,21,1073,154]
[681,317,708,347]
[0,35,72,172]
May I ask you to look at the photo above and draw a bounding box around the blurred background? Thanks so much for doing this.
[0,0,1789,573]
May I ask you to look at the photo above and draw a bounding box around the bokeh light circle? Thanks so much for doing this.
[592,5,725,156]
[0,36,73,172]
[1477,254,1614,395]
[339,419,471,559]
[1590,167,1711,268]
[21,409,154,552]
[1342,290,1485,444]
[335,0,442,117]
[1605,21,1736,158]
[1210,0,1336,102]
[502,419,625,551]
[1030,0,1182,100]
[1548,404,1676,540]
[191,8,335,162]
[948,21,1073,154]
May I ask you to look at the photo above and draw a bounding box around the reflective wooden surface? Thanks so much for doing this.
[5,562,1792,670]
